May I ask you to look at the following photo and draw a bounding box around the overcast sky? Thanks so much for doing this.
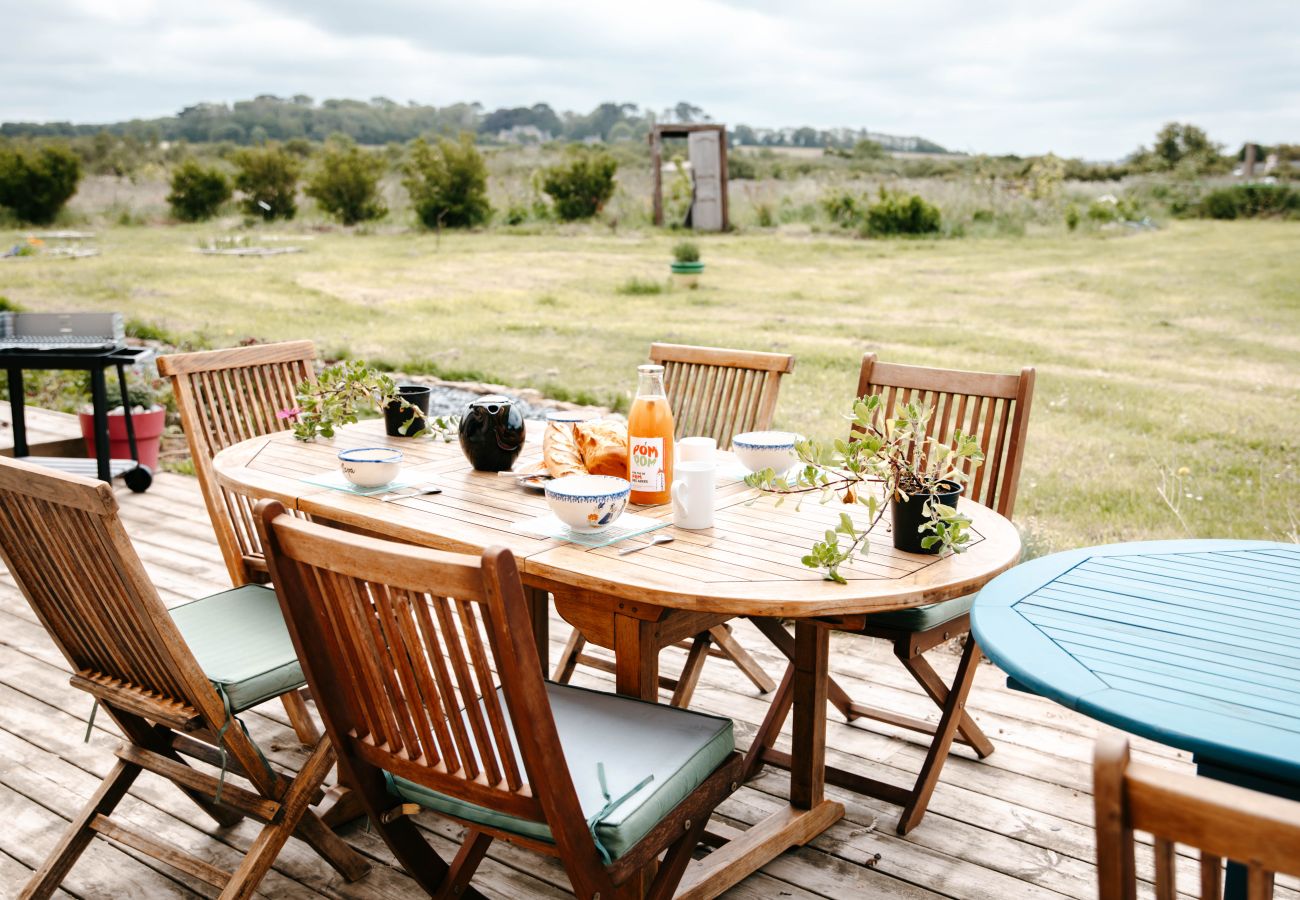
[5,0,1297,159]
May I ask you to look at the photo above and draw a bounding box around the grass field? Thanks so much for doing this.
[2,219,1297,555]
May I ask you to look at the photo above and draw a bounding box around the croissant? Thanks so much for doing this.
[543,420,586,478]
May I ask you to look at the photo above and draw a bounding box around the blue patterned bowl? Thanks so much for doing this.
[732,431,799,474]
[545,475,630,533]
[339,447,403,488]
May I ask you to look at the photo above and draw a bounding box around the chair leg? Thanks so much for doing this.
[707,625,777,694]
[645,812,711,900]
[897,648,994,758]
[220,736,369,899]
[281,687,321,745]
[553,628,586,683]
[20,759,141,900]
[750,617,855,718]
[670,632,713,707]
[436,830,493,899]
[896,638,984,835]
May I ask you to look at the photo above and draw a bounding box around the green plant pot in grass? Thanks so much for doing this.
[670,242,704,288]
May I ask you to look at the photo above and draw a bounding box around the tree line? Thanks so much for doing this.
[0,95,947,153]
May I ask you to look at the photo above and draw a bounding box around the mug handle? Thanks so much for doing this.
[671,475,691,520]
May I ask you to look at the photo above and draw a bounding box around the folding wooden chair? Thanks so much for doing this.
[258,499,744,899]
[0,457,368,900]
[749,352,1035,833]
[157,340,321,743]
[553,342,793,706]
[1094,735,1300,899]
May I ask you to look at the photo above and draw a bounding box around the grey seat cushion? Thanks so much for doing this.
[388,681,734,861]
[869,593,974,632]
[170,584,305,712]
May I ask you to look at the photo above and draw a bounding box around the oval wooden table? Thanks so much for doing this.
[216,419,1022,899]
[972,539,1300,899]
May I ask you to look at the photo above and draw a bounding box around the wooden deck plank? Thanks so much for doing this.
[2,472,1296,900]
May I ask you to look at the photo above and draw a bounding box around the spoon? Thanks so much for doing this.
[618,534,675,556]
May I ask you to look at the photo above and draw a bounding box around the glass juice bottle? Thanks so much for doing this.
[628,364,674,505]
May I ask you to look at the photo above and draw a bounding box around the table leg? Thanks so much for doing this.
[613,612,659,702]
[89,367,111,483]
[790,621,828,810]
[6,367,27,457]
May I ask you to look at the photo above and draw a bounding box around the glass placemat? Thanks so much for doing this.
[300,469,423,497]
[517,512,670,548]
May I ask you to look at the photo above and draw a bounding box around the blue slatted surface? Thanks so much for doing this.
[972,540,1300,787]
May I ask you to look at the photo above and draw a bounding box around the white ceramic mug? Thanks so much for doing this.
[677,436,717,464]
[671,460,715,530]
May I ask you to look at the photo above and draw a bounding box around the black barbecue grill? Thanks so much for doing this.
[1,312,153,492]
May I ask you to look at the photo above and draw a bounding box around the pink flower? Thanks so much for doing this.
[276,407,302,420]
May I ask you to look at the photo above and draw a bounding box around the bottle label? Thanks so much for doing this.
[629,436,665,492]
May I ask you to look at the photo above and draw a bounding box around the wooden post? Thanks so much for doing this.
[650,130,664,227]
[1244,143,1256,179]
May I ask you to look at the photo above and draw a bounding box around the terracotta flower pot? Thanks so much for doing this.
[80,407,166,470]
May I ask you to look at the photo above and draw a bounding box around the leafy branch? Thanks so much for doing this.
[280,360,459,442]
[745,394,984,582]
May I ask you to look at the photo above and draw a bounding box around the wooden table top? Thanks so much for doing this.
[214,419,1022,619]
[972,539,1300,786]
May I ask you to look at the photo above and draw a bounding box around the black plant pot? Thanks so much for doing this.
[384,384,432,437]
[891,480,963,554]
[458,395,526,471]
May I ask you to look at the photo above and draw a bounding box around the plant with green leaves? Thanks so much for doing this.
[539,148,618,221]
[282,360,458,442]
[672,241,700,263]
[745,394,983,582]
[403,133,491,229]
[304,136,388,225]
[167,160,232,222]
[232,145,301,220]
[0,144,82,224]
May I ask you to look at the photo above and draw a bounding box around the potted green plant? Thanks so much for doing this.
[79,372,169,470]
[745,394,984,582]
[670,241,704,288]
[281,360,457,442]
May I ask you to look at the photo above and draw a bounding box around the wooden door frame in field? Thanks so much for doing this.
[650,123,730,231]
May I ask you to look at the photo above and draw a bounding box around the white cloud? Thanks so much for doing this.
[3,0,1297,158]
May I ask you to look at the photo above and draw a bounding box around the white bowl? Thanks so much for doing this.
[732,431,799,474]
[339,447,403,488]
[545,474,630,533]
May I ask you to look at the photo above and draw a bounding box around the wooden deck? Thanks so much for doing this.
[0,401,85,457]
[0,472,1293,900]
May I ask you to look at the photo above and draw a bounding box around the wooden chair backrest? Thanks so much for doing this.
[258,506,592,840]
[157,341,317,585]
[0,457,230,734]
[1094,736,1300,899]
[650,343,795,449]
[856,353,1035,520]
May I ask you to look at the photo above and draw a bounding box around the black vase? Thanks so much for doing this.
[458,395,526,471]
[891,480,963,554]
[384,384,432,437]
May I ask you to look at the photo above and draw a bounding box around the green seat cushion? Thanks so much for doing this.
[387,682,734,861]
[170,584,305,713]
[869,593,975,632]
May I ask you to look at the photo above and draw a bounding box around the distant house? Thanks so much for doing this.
[495,125,551,145]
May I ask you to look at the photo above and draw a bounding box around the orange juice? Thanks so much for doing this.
[628,365,674,505]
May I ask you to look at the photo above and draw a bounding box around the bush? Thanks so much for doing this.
[822,190,860,227]
[727,154,757,180]
[232,145,301,220]
[304,136,388,225]
[1087,194,1143,223]
[403,133,491,229]
[672,241,701,263]
[1198,184,1299,220]
[861,188,941,237]
[0,144,82,224]
[166,160,232,222]
[616,277,664,295]
[540,149,618,221]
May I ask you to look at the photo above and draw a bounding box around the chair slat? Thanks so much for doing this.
[649,343,795,449]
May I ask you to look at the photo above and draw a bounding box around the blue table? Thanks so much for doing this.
[972,540,1300,897]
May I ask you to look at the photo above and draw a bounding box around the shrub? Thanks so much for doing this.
[727,154,757,180]
[616,277,664,295]
[822,190,860,227]
[403,133,491,229]
[0,144,82,224]
[1065,204,1081,231]
[232,145,301,220]
[1198,184,1299,220]
[672,241,701,263]
[861,188,941,237]
[1087,194,1143,223]
[166,160,232,222]
[540,149,618,221]
[304,136,388,225]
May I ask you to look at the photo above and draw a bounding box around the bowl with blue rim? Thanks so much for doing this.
[544,474,630,533]
[339,447,403,488]
[732,430,800,475]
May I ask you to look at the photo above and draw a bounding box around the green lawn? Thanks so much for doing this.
[2,220,1297,554]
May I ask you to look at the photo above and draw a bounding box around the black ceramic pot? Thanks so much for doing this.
[384,384,432,437]
[891,479,963,554]
[458,395,526,471]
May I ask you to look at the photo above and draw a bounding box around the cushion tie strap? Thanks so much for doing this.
[587,762,653,865]
[83,700,99,744]
[211,686,276,806]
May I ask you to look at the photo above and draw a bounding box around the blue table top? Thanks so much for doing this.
[971,539,1300,786]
